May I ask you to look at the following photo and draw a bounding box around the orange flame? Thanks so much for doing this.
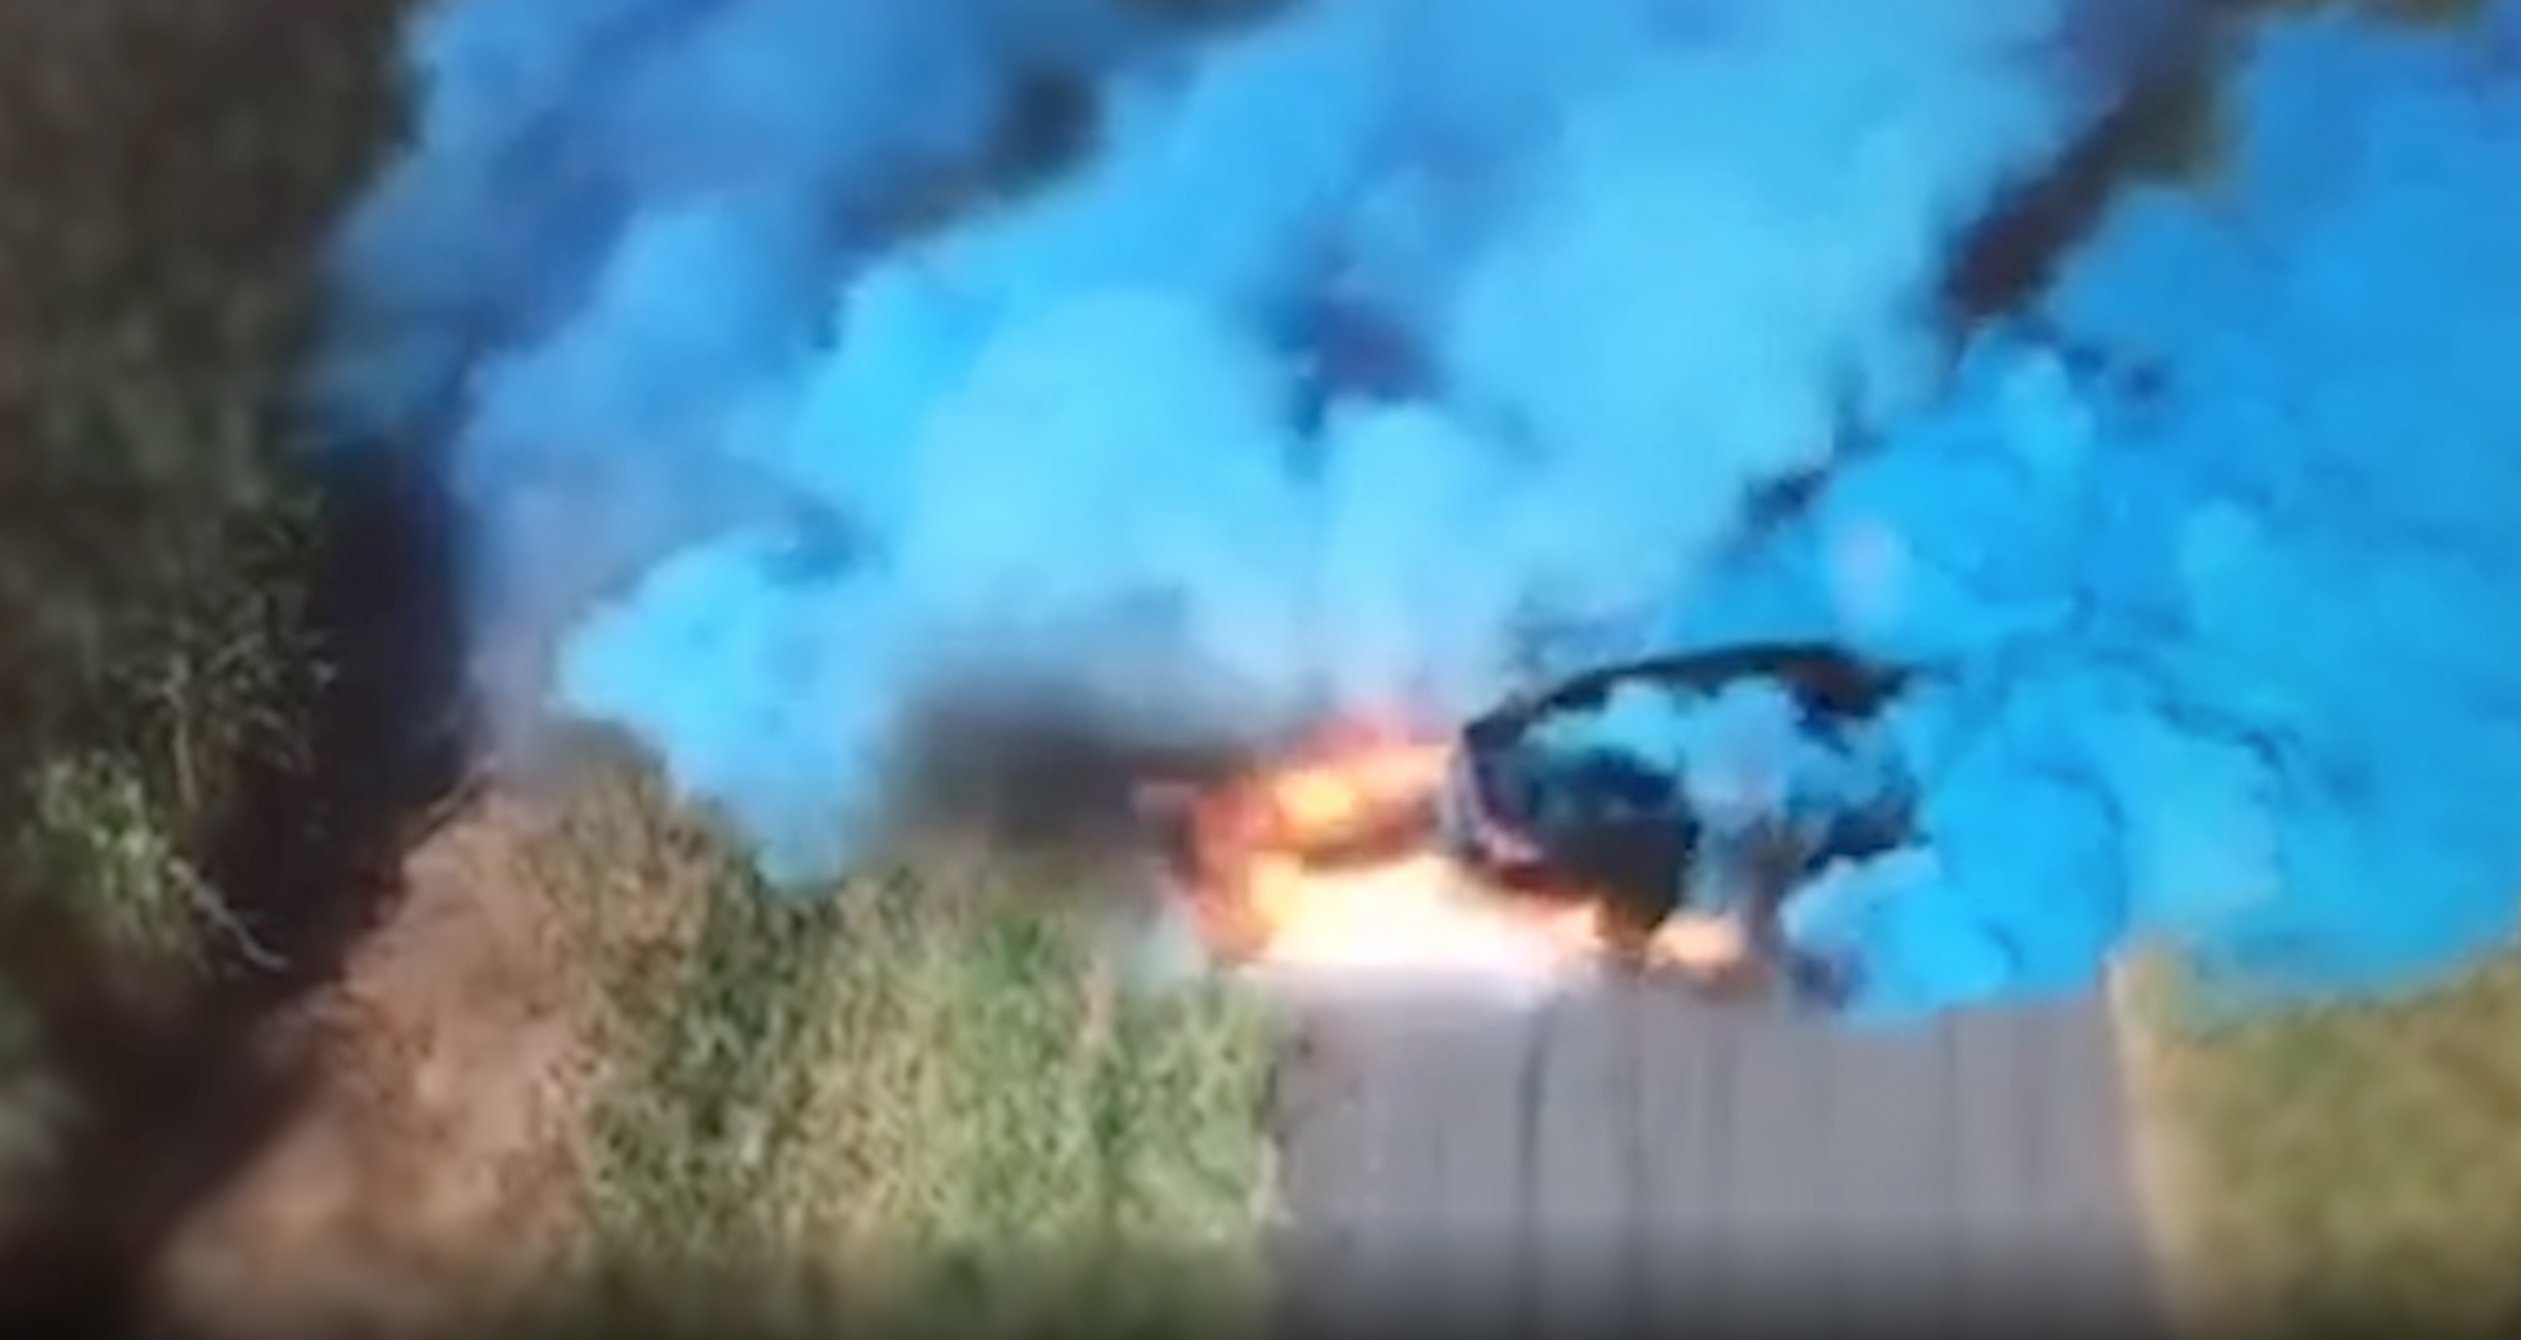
[1260,736,1448,846]
[1158,724,1757,990]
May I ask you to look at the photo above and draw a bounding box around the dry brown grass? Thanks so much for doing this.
[152,793,607,1338]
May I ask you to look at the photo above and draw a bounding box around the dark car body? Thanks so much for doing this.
[1440,641,1919,1005]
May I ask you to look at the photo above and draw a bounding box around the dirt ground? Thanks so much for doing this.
[149,799,606,1339]
[2108,962,2213,1339]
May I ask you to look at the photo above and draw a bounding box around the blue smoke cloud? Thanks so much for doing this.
[1696,3,2521,1020]
[317,0,2521,1020]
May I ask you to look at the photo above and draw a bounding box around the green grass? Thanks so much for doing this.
[0,0,401,968]
[525,770,1285,1340]
[0,0,397,770]
[0,0,406,1220]
[2129,952,2521,1337]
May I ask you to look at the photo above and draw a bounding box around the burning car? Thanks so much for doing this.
[1443,641,1917,1003]
[1141,641,1920,1007]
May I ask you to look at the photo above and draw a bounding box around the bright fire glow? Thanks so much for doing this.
[1162,726,1756,991]
[1246,850,1607,980]
[1257,732,1451,845]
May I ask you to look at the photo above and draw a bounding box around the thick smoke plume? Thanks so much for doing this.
[1712,2,2521,1020]
[317,0,2521,1020]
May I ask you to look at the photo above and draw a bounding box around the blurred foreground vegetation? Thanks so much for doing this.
[0,0,407,1219]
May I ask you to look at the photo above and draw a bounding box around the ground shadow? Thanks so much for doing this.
[0,445,474,1335]
[0,0,460,1329]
